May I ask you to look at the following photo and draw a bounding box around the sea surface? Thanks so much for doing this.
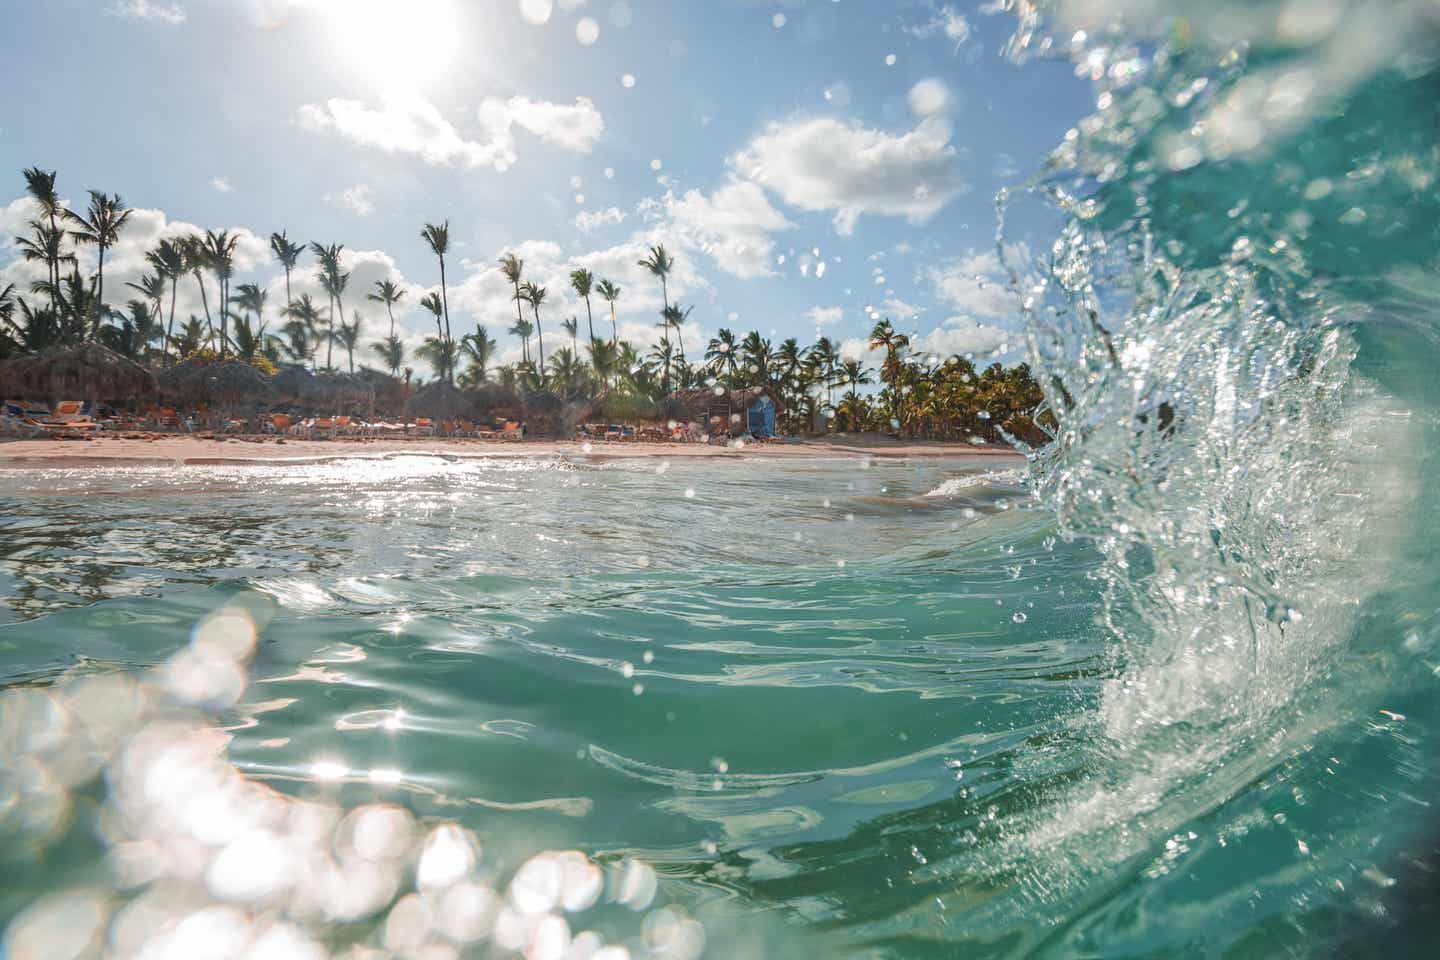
[6,0,1440,956]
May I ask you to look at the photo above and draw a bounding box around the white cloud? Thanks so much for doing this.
[924,244,1029,320]
[839,337,879,362]
[326,185,376,217]
[879,296,924,320]
[805,306,843,328]
[731,84,966,235]
[574,205,626,234]
[107,1,187,24]
[210,177,234,194]
[478,96,604,154]
[297,93,603,172]
[906,4,971,48]
[638,180,793,279]
[916,319,1010,359]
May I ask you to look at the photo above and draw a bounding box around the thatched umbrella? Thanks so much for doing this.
[0,343,157,409]
[470,383,523,417]
[356,367,409,418]
[159,360,275,410]
[406,381,477,420]
[315,373,375,415]
[271,366,324,407]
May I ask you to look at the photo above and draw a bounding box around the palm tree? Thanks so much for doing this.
[561,316,578,353]
[310,242,346,370]
[283,293,326,370]
[569,268,599,345]
[587,337,618,390]
[203,229,240,357]
[648,336,676,394]
[460,324,497,385]
[421,221,453,378]
[638,244,674,311]
[518,280,547,377]
[499,251,526,349]
[334,311,362,372]
[174,316,206,358]
[368,279,405,342]
[370,336,404,376]
[231,282,267,342]
[415,335,457,383]
[125,272,166,341]
[740,331,774,388]
[705,328,740,385]
[147,239,186,366]
[419,291,445,344]
[660,303,692,366]
[868,318,910,429]
[181,235,215,344]
[595,278,621,346]
[508,316,533,365]
[840,359,873,396]
[230,312,273,364]
[65,190,133,337]
[15,220,77,318]
[22,167,65,311]
[809,336,841,412]
[270,231,305,305]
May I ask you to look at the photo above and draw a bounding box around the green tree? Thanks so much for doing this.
[570,268,598,344]
[421,220,453,378]
[518,280,548,377]
[334,311,362,373]
[459,324,497,385]
[595,278,621,346]
[146,239,187,366]
[367,279,405,344]
[21,167,66,312]
[65,190,133,338]
[637,243,674,311]
[203,229,240,357]
[269,230,305,305]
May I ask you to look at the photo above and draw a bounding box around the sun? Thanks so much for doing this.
[319,0,465,95]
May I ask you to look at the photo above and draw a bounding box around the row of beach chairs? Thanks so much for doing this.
[2,400,104,437]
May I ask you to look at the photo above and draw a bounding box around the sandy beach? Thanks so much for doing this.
[0,432,1023,468]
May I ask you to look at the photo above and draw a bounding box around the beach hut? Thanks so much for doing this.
[355,367,409,418]
[159,360,275,411]
[314,373,375,415]
[271,365,324,407]
[666,385,785,438]
[407,381,477,421]
[0,343,157,410]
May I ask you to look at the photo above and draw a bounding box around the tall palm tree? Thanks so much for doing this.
[587,337,618,390]
[367,279,405,342]
[518,280,547,377]
[508,316,533,365]
[499,251,526,354]
[334,311,362,372]
[231,282,267,339]
[203,229,240,357]
[840,359,873,395]
[638,244,674,311]
[648,336,676,394]
[181,235,215,344]
[270,231,305,305]
[561,316,578,353]
[15,220,76,318]
[809,336,841,411]
[310,242,346,370]
[147,239,186,366]
[740,331,774,388]
[460,324,497,385]
[705,328,740,385]
[660,303,692,366]
[868,318,910,428]
[283,293,326,370]
[421,221,453,378]
[595,278,621,347]
[126,272,166,354]
[370,336,404,376]
[569,268,598,344]
[65,190,133,338]
[22,167,65,310]
[415,335,457,383]
[419,291,445,344]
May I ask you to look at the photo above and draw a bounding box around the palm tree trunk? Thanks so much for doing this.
[284,268,292,307]
[386,302,396,340]
[660,276,669,311]
[94,244,107,341]
[438,256,452,382]
[583,295,596,344]
[195,271,213,344]
[532,303,546,377]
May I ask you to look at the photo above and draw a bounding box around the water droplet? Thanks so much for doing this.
[1012,612,1027,623]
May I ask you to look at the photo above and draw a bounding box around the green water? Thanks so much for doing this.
[7,0,1440,955]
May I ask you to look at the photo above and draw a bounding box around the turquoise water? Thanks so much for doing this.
[7,1,1440,956]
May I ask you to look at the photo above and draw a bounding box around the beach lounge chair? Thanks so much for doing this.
[1,402,46,437]
[411,418,434,437]
[498,420,522,441]
[53,401,100,430]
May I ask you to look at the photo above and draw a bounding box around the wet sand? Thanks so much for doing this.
[0,433,1022,468]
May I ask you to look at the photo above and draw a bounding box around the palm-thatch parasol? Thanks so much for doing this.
[406,381,477,420]
[159,360,275,410]
[355,367,409,417]
[0,343,157,408]
[314,373,376,414]
[270,366,324,407]
[470,383,523,417]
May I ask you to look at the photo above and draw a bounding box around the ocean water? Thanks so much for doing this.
[5,1,1440,957]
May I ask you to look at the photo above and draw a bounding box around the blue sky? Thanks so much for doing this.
[0,0,1093,372]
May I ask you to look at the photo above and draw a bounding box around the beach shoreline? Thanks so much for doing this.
[0,433,1024,468]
